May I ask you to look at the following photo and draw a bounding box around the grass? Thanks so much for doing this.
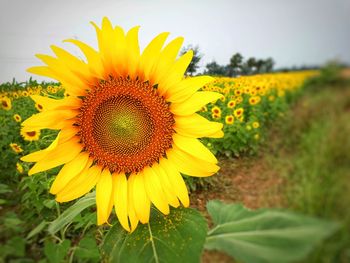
[268,81,350,263]
[199,78,350,263]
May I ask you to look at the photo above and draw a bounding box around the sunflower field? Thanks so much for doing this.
[1,18,349,263]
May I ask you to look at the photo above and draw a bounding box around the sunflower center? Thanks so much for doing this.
[26,131,36,137]
[78,77,174,174]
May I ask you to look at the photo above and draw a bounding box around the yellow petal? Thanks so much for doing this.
[158,158,189,207]
[125,26,140,79]
[170,91,222,116]
[35,54,87,96]
[30,95,81,111]
[139,32,169,81]
[166,146,220,177]
[55,163,101,202]
[112,173,130,232]
[175,114,223,138]
[157,50,193,96]
[172,134,217,164]
[28,137,82,175]
[150,37,184,86]
[112,26,127,76]
[96,169,113,225]
[22,109,77,130]
[50,152,90,194]
[27,66,58,80]
[21,133,60,162]
[152,163,180,208]
[50,45,93,84]
[63,39,104,79]
[165,76,214,103]
[143,166,169,215]
[130,173,150,224]
[91,18,114,76]
[127,177,139,232]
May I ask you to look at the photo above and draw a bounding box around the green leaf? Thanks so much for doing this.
[74,236,100,262]
[101,206,207,263]
[205,200,340,263]
[44,239,71,263]
[27,220,47,239]
[48,192,95,235]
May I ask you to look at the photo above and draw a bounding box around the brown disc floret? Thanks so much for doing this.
[77,77,175,174]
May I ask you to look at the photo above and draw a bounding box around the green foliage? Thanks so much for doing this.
[101,207,207,263]
[48,193,96,235]
[205,200,339,263]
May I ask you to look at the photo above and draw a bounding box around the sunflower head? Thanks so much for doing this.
[13,114,22,122]
[20,127,41,142]
[22,18,223,232]
[10,143,23,153]
[1,97,12,111]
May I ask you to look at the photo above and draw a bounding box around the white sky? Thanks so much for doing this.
[0,0,349,82]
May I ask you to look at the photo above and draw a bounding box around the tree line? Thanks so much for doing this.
[181,45,318,77]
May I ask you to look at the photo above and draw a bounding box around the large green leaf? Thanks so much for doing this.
[48,192,95,235]
[205,200,339,263]
[101,206,207,263]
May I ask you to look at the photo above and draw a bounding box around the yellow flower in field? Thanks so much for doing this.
[16,162,24,174]
[200,106,207,112]
[1,96,12,110]
[22,18,223,232]
[35,103,44,112]
[252,121,260,129]
[249,96,261,105]
[10,143,23,153]
[233,107,244,118]
[246,125,252,130]
[13,114,22,122]
[219,95,225,102]
[227,100,235,108]
[211,106,222,115]
[20,127,41,141]
[212,113,221,119]
[254,133,260,140]
[22,91,29,97]
[238,116,244,122]
[234,89,242,96]
[225,115,234,125]
[235,96,243,104]
[13,92,19,99]
[268,95,275,101]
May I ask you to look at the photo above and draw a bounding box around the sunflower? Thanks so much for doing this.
[211,106,221,115]
[252,121,260,129]
[16,162,24,174]
[225,115,234,125]
[233,107,244,118]
[227,100,235,109]
[249,96,261,105]
[13,114,22,122]
[10,143,23,153]
[22,18,223,232]
[1,96,12,111]
[21,127,41,141]
[35,103,44,112]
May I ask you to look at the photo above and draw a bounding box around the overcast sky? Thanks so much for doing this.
[0,0,349,82]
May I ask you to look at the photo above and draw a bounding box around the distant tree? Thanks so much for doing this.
[204,61,227,76]
[228,53,244,76]
[255,59,266,74]
[264,57,275,72]
[241,57,257,75]
[180,45,202,76]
